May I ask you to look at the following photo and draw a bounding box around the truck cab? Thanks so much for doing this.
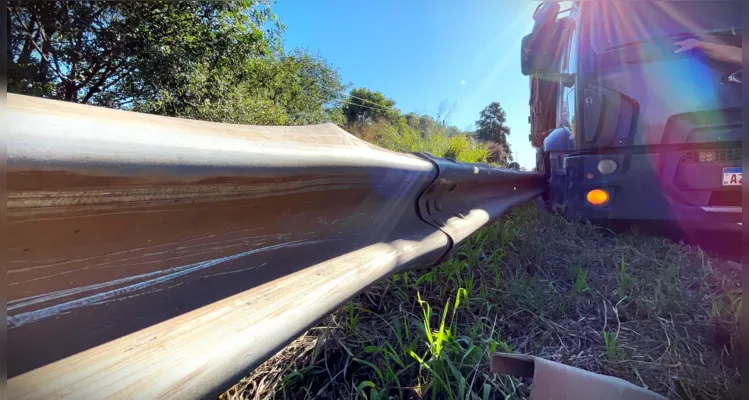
[524,1,742,231]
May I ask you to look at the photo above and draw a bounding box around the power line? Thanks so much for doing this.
[322,87,395,113]
[333,97,395,114]
[329,95,395,114]
[329,87,392,109]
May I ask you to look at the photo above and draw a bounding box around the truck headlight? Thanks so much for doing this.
[597,159,618,175]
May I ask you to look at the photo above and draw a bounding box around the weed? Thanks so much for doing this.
[618,255,629,294]
[346,301,362,333]
[458,235,486,266]
[557,298,570,315]
[602,330,618,360]
[451,288,469,332]
[569,265,590,293]
[355,381,388,400]
[462,271,475,300]
[415,269,436,287]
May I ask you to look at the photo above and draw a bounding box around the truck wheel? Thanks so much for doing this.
[534,152,553,213]
[535,149,544,173]
[542,152,553,210]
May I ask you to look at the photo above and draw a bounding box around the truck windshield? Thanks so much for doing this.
[589,2,742,53]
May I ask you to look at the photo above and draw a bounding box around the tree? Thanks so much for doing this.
[137,49,346,126]
[475,102,513,165]
[7,1,348,127]
[444,126,462,137]
[342,87,398,125]
[417,114,437,138]
[269,50,346,125]
[404,113,421,130]
[484,142,510,165]
[8,1,280,108]
[435,99,456,126]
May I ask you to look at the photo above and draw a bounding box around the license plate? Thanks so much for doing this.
[722,167,742,186]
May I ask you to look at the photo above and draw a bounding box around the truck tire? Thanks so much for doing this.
[534,151,553,213]
[535,148,545,173]
[542,152,553,210]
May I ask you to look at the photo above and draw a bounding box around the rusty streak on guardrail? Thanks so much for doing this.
[6,94,545,399]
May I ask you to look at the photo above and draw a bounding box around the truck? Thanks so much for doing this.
[523,1,742,232]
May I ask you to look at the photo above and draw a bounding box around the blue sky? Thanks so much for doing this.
[274,0,539,168]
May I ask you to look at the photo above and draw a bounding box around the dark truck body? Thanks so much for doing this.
[526,1,742,231]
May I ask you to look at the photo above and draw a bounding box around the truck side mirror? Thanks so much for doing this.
[520,34,534,76]
[521,2,560,76]
[520,3,567,77]
[520,31,559,77]
[532,2,560,33]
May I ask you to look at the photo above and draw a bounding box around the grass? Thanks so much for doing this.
[221,206,741,400]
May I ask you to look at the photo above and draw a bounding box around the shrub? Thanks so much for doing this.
[348,118,489,164]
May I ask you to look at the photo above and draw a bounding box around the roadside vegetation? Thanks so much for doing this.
[224,206,741,400]
[8,3,740,399]
[8,2,509,166]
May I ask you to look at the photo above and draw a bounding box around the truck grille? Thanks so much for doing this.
[680,148,742,163]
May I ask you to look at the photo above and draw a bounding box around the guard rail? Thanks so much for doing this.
[6,94,545,399]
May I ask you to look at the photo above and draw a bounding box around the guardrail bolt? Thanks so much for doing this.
[427,200,438,215]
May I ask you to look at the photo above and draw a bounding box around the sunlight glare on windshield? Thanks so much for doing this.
[591,2,741,52]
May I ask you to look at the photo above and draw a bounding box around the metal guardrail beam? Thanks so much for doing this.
[7,94,545,399]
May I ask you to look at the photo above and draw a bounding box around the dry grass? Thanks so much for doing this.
[222,206,741,400]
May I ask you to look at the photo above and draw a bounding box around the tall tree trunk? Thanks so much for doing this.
[16,14,38,66]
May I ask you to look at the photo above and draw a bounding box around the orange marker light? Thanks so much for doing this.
[586,189,609,206]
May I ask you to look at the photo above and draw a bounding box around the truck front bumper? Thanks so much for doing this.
[560,151,742,232]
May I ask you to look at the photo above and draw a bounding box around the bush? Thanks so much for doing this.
[348,118,489,164]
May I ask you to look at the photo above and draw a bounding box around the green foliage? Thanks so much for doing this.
[355,380,388,400]
[342,92,493,164]
[475,102,513,165]
[342,88,399,125]
[569,265,590,293]
[602,330,618,359]
[354,118,488,163]
[618,256,630,294]
[346,300,363,334]
[409,290,477,400]
[8,1,345,127]
[8,1,280,106]
[239,206,740,400]
[137,49,346,125]
[8,1,506,162]
[404,113,439,138]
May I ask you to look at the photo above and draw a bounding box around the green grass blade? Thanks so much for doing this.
[353,358,385,382]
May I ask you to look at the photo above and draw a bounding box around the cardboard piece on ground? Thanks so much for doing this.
[490,353,666,400]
